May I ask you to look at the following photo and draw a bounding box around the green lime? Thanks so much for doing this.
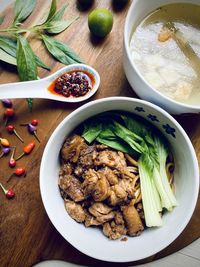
[88,8,113,38]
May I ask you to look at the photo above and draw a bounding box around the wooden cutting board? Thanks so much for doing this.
[0,1,200,266]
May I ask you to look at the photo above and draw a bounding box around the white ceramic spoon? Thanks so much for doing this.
[0,64,100,103]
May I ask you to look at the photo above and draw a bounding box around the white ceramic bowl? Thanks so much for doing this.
[40,97,199,262]
[123,0,200,114]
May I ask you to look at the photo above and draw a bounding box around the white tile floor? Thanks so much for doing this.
[33,239,200,267]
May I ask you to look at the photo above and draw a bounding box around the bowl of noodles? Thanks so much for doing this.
[40,97,199,262]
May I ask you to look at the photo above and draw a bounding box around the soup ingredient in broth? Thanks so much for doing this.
[130,3,200,105]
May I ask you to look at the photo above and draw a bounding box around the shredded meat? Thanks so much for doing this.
[89,203,115,223]
[122,204,144,236]
[92,173,110,202]
[94,150,127,170]
[59,135,144,240]
[65,200,86,223]
[59,174,84,202]
[103,212,127,240]
[61,135,86,163]
[99,167,119,185]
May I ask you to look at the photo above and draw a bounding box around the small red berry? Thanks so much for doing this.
[0,183,15,199]
[4,108,14,117]
[15,167,26,176]
[6,189,15,199]
[6,124,14,133]
[31,119,38,126]
[9,159,16,168]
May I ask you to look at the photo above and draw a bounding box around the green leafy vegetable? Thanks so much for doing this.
[97,128,134,154]
[153,136,177,210]
[16,35,37,81]
[14,0,36,24]
[48,4,68,22]
[0,35,50,70]
[0,36,17,57]
[0,16,4,25]
[45,0,57,22]
[34,55,50,70]
[26,98,33,112]
[0,48,16,65]
[43,17,78,34]
[42,35,84,64]
[138,154,163,227]
[82,120,102,143]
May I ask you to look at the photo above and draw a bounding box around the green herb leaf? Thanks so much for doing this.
[96,128,134,154]
[16,35,37,81]
[82,120,102,143]
[0,48,16,65]
[44,17,78,34]
[26,98,33,112]
[45,0,57,22]
[14,0,36,24]
[34,54,50,70]
[48,4,68,22]
[0,16,4,25]
[0,35,50,70]
[42,35,84,65]
[0,36,17,57]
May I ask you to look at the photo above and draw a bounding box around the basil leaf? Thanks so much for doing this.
[44,17,78,34]
[0,48,17,65]
[42,35,84,65]
[45,0,57,22]
[0,16,4,25]
[14,0,36,23]
[0,36,17,57]
[48,4,68,22]
[0,36,50,70]
[16,35,37,81]
[27,98,33,112]
[34,54,50,70]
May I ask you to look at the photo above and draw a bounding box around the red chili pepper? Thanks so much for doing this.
[6,124,24,143]
[7,167,26,182]
[4,108,14,117]
[31,119,38,126]
[0,182,15,199]
[15,167,26,176]
[16,141,35,161]
[4,108,14,126]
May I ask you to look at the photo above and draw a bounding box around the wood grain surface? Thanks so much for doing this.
[0,1,200,267]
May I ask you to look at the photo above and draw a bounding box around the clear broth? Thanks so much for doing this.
[130,3,200,105]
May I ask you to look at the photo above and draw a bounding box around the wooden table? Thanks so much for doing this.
[0,1,200,267]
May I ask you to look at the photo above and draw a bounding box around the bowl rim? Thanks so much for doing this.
[40,96,200,262]
[124,0,200,111]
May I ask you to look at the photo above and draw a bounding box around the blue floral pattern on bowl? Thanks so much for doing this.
[147,114,159,122]
[135,106,145,112]
[134,106,176,138]
[162,124,176,138]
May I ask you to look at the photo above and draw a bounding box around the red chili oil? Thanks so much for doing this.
[48,70,95,98]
